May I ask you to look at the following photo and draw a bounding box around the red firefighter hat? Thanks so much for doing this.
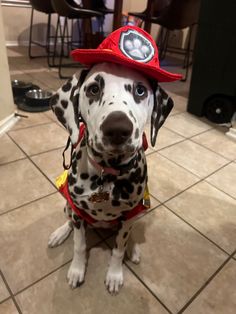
[71,25,182,82]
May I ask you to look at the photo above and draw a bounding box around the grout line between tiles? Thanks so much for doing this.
[13,236,106,297]
[103,240,173,314]
[8,120,58,132]
[125,262,173,314]
[156,149,232,182]
[162,204,231,256]
[189,138,233,162]
[0,296,11,305]
[7,133,59,190]
[0,156,27,168]
[0,270,22,314]
[0,191,58,218]
[178,249,236,314]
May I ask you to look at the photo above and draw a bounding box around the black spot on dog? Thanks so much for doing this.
[123,101,128,106]
[124,84,132,93]
[102,100,105,106]
[90,175,99,181]
[80,200,89,209]
[91,210,97,216]
[90,181,98,190]
[106,213,112,216]
[94,75,105,90]
[73,214,80,221]
[108,102,114,106]
[68,173,76,185]
[137,151,142,162]
[80,173,89,180]
[129,110,137,123]
[112,200,120,207]
[112,179,134,201]
[74,186,84,194]
[62,81,72,92]
[123,232,128,239]
[89,99,94,105]
[76,150,82,160]
[98,209,102,212]
[61,100,68,109]
[54,107,66,125]
[50,93,59,107]
[72,160,77,174]
[135,128,139,139]
[129,168,142,184]
[137,185,142,195]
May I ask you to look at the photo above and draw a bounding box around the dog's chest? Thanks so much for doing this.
[68,147,147,221]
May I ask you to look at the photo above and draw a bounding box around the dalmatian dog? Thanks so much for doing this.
[48,62,173,294]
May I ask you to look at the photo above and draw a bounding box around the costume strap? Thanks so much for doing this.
[62,137,73,170]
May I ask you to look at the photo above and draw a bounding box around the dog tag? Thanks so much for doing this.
[88,191,110,203]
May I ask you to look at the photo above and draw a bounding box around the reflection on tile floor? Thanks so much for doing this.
[0,47,235,313]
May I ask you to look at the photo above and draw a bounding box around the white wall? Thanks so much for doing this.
[0,5,15,121]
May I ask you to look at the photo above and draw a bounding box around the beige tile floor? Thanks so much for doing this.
[0,47,236,314]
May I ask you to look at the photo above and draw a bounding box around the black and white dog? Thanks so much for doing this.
[48,62,173,294]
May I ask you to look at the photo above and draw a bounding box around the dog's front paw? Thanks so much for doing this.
[105,267,124,295]
[48,221,72,248]
[67,260,85,289]
[128,243,141,264]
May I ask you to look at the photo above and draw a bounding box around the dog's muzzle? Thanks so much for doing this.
[101,111,133,146]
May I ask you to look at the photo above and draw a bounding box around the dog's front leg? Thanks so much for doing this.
[105,220,133,294]
[67,220,87,288]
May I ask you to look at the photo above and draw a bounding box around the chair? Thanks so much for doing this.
[28,0,56,66]
[50,0,103,78]
[82,0,114,36]
[129,0,201,81]
[153,0,201,81]
[128,0,171,31]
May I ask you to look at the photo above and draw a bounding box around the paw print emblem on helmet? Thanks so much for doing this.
[119,29,155,63]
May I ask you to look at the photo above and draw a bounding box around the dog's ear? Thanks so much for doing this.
[150,82,174,147]
[50,69,89,146]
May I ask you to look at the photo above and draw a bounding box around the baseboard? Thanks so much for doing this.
[226,127,236,142]
[6,41,29,47]
[0,113,20,136]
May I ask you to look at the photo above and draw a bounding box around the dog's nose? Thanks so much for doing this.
[101,111,133,146]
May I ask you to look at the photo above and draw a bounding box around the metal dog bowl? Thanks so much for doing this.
[24,89,53,111]
[12,80,33,97]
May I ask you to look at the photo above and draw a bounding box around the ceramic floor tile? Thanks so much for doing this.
[0,134,25,165]
[32,148,65,184]
[0,275,9,302]
[166,181,236,253]
[0,193,100,294]
[164,112,212,138]
[206,163,236,199]
[0,158,55,214]
[0,299,19,314]
[159,140,228,178]
[184,259,236,314]
[126,206,227,313]
[192,128,236,160]
[12,111,52,131]
[16,245,168,314]
[145,125,184,151]
[9,122,67,156]
[147,153,199,202]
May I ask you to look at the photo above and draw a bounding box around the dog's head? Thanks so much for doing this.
[51,63,173,160]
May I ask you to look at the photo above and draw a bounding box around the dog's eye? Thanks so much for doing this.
[135,84,147,97]
[87,83,100,96]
